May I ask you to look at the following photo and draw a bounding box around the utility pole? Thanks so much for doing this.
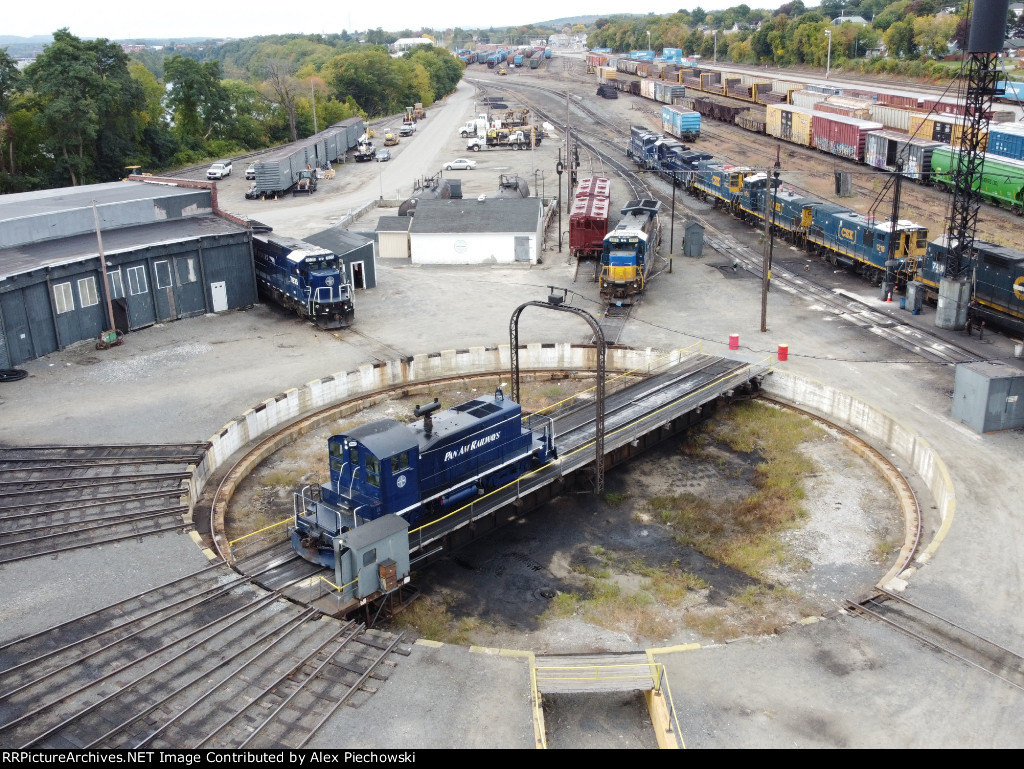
[557,150,564,252]
[311,81,318,134]
[761,171,771,332]
[92,201,116,335]
[669,173,676,274]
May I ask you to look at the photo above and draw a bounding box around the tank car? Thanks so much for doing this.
[290,387,556,568]
[599,199,661,305]
[252,233,355,330]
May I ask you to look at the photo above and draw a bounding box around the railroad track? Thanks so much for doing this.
[0,443,209,564]
[0,557,410,748]
[847,589,1024,692]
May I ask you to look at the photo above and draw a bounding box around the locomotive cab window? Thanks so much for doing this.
[390,451,411,473]
[329,441,345,471]
[366,455,381,488]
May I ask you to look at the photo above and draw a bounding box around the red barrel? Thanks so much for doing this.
[729,334,739,350]
[778,344,789,361]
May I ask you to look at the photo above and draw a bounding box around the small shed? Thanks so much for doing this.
[951,361,1024,432]
[376,216,412,259]
[304,226,377,290]
[409,197,544,265]
[683,221,705,257]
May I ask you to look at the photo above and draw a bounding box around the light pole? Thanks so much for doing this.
[825,29,832,79]
[647,30,651,53]
[713,31,717,63]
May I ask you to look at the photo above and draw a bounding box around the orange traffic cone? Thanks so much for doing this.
[886,292,892,302]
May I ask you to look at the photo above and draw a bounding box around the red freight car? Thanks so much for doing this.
[570,178,611,261]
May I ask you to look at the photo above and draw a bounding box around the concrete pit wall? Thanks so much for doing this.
[194,346,955,581]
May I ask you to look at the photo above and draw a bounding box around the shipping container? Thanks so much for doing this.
[816,95,874,120]
[865,129,943,180]
[811,113,883,162]
[986,122,1024,162]
[662,105,701,141]
[791,90,829,110]
[766,103,815,147]
[869,103,913,132]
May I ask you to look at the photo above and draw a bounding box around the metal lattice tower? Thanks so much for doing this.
[943,0,1010,280]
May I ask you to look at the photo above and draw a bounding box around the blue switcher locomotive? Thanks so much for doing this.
[252,233,355,330]
[290,387,556,568]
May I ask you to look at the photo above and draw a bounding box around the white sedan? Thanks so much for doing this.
[443,158,477,171]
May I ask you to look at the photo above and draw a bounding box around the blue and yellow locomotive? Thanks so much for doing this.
[916,237,1024,335]
[692,160,755,213]
[805,206,929,286]
[599,199,662,305]
[252,233,355,330]
[291,388,556,568]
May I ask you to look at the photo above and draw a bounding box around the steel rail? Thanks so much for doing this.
[293,631,407,749]
[83,609,326,749]
[20,600,314,748]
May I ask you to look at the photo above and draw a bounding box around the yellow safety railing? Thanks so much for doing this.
[534,661,664,692]
[227,517,291,562]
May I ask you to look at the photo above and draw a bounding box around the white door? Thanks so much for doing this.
[210,281,228,312]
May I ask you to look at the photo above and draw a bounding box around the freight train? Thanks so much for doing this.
[599,198,662,304]
[594,56,1024,216]
[290,387,557,567]
[569,176,611,262]
[252,233,355,330]
[628,134,1024,332]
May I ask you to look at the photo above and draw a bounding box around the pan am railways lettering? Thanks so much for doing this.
[444,432,501,462]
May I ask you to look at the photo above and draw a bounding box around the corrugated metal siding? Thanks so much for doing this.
[811,114,883,162]
[766,104,814,146]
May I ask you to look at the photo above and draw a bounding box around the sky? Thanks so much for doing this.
[5,2,762,41]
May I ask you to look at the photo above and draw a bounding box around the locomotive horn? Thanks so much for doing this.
[414,398,441,417]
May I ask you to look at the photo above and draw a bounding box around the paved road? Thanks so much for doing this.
[3,59,1024,748]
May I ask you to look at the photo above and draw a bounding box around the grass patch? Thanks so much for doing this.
[646,401,824,578]
[603,492,628,506]
[391,593,490,645]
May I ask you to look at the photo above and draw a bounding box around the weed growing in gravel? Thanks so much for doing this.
[392,594,490,645]
[647,401,824,578]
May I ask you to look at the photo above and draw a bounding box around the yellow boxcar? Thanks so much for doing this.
[766,104,815,147]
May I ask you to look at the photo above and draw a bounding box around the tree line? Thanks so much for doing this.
[0,28,463,193]
[588,0,1022,76]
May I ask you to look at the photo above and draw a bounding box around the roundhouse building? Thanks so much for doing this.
[0,180,257,367]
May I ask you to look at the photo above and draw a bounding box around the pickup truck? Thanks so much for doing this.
[399,122,416,137]
[206,160,233,180]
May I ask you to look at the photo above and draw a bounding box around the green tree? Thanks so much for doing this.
[0,48,23,181]
[164,55,228,147]
[24,29,145,185]
[883,16,918,57]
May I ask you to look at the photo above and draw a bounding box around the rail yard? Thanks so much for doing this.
[1,51,1023,750]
